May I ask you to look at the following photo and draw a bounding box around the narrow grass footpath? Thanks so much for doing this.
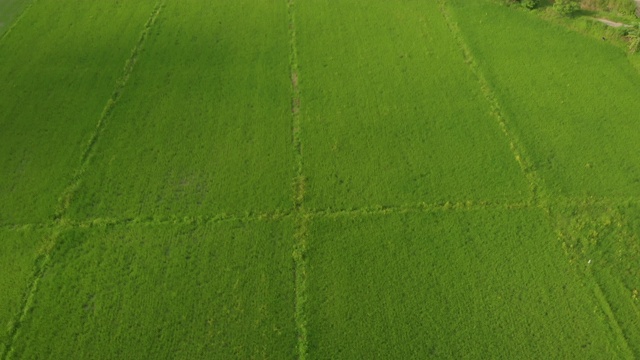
[0,4,165,359]
[288,0,309,358]
[439,1,635,357]
[1,232,59,360]
[4,195,640,234]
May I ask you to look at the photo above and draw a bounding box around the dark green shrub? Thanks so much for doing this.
[522,0,540,9]
[554,0,581,16]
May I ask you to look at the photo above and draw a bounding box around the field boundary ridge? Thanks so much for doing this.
[287,0,309,357]
[3,196,640,232]
[1,231,59,360]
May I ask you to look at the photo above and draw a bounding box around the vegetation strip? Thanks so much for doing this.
[1,232,58,360]
[2,195,640,233]
[0,0,36,45]
[0,222,58,233]
[67,211,293,229]
[311,200,530,219]
[288,0,308,358]
[54,1,165,221]
[588,271,635,358]
[437,0,544,205]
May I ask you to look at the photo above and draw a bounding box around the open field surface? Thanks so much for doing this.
[8,220,296,359]
[1,0,639,358]
[306,209,626,358]
[297,0,529,210]
[66,0,295,221]
[449,0,640,198]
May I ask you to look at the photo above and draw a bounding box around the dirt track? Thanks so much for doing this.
[595,18,628,28]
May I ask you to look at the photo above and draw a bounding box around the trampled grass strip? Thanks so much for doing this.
[288,0,309,358]
[0,222,58,233]
[289,0,304,211]
[310,200,531,219]
[1,231,58,360]
[68,210,293,230]
[0,0,36,45]
[292,214,309,360]
[437,0,544,206]
[588,272,635,358]
[54,1,165,222]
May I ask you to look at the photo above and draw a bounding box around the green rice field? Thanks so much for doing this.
[1,0,639,358]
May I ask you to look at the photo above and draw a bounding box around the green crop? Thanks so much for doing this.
[0,1,158,225]
[9,220,296,359]
[66,0,296,222]
[306,209,624,358]
[297,0,529,211]
[1,0,639,358]
[449,0,640,198]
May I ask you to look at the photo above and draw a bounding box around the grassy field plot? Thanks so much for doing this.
[296,0,529,211]
[9,220,296,359]
[552,199,640,356]
[0,0,158,225]
[66,0,294,221]
[0,229,47,356]
[0,0,31,36]
[448,0,640,198]
[306,209,626,358]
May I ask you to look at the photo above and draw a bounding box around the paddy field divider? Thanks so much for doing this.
[287,0,309,358]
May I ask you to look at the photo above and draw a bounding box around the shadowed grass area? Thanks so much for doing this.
[66,0,295,221]
[0,0,31,36]
[0,0,158,225]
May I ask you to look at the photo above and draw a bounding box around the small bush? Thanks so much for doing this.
[554,0,581,16]
[522,0,540,9]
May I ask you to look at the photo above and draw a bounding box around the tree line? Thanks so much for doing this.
[508,0,637,17]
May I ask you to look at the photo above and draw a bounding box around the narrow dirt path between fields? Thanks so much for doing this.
[594,18,629,28]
